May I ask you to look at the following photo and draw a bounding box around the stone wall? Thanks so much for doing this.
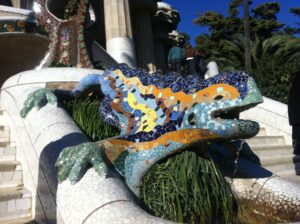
[0,33,49,87]
[240,96,292,144]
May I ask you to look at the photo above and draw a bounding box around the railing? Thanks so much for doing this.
[0,5,31,17]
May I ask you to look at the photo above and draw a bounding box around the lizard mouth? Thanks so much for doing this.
[211,103,257,121]
[210,103,261,139]
[210,77,263,139]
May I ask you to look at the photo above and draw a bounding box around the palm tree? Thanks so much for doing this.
[210,34,300,103]
[243,0,252,73]
[211,34,300,71]
[252,35,300,65]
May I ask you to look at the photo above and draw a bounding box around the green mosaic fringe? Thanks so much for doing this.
[142,151,238,224]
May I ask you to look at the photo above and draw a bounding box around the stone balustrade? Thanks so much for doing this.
[241,96,292,144]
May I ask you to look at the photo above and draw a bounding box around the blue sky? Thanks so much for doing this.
[164,0,300,45]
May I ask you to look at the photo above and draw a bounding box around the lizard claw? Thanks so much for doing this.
[55,142,107,184]
[20,88,57,118]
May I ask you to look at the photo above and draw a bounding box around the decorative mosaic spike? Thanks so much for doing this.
[34,0,93,68]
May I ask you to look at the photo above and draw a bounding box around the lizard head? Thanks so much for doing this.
[180,72,263,141]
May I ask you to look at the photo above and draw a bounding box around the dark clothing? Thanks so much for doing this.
[168,46,183,64]
[185,47,195,75]
[288,71,300,125]
[293,136,300,156]
[292,126,300,155]
[186,58,195,75]
[168,46,184,73]
[194,56,206,79]
[288,70,300,155]
[170,59,182,74]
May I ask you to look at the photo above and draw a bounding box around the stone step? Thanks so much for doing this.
[0,114,12,126]
[0,128,10,143]
[277,170,300,185]
[0,141,15,148]
[0,146,16,162]
[263,162,300,174]
[0,187,32,223]
[246,136,285,147]
[256,127,266,136]
[261,155,300,166]
[0,161,23,188]
[0,217,34,224]
[0,125,8,130]
[250,145,293,158]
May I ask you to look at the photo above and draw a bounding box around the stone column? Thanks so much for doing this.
[11,0,20,8]
[152,23,170,71]
[103,0,136,67]
[20,0,33,9]
[134,11,156,72]
[154,37,167,70]
[152,2,180,71]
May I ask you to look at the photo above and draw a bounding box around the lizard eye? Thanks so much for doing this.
[214,95,224,100]
[188,112,196,126]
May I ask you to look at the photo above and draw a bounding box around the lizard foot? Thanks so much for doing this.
[20,88,57,118]
[55,142,107,184]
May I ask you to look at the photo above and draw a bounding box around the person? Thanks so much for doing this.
[168,43,184,74]
[194,49,207,79]
[288,69,300,156]
[184,44,195,75]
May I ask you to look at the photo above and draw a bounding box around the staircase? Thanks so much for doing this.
[246,127,300,184]
[0,116,33,223]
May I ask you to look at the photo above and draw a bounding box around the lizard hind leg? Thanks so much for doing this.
[55,141,107,184]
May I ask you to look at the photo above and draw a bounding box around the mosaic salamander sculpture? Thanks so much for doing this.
[20,64,263,196]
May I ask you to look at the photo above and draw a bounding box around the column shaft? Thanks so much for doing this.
[134,11,156,72]
[104,0,136,67]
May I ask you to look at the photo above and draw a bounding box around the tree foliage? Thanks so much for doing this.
[193,0,300,54]
[253,56,298,104]
[290,7,300,17]
[213,34,300,70]
[251,2,284,38]
[252,2,280,20]
[285,7,300,34]
[193,1,299,103]
[229,0,243,17]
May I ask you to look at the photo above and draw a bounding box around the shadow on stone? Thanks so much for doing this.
[36,133,88,223]
[293,155,300,175]
[209,140,273,179]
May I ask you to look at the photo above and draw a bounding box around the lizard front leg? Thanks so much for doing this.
[19,74,102,118]
[56,141,108,183]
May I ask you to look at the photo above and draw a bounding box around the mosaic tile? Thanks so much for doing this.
[66,64,263,196]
